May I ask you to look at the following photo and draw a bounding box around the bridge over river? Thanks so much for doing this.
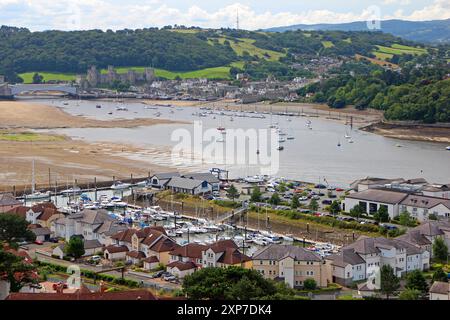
[9,84,78,96]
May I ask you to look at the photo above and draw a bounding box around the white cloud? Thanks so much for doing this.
[0,0,449,31]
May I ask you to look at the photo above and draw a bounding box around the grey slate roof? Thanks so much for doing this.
[182,173,220,184]
[252,244,322,262]
[166,177,206,190]
[80,209,114,225]
[413,222,445,237]
[0,193,21,206]
[400,194,450,209]
[151,172,180,180]
[346,189,409,204]
[84,239,103,250]
[31,227,51,236]
[398,230,432,246]
[430,281,450,295]
[327,248,365,267]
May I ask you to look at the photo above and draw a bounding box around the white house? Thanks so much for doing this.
[166,177,212,195]
[148,172,180,189]
[343,189,409,219]
[166,261,197,279]
[104,245,129,261]
[327,236,430,286]
[429,282,450,300]
[400,194,450,221]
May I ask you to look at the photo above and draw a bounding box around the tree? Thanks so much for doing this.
[373,206,389,222]
[182,266,281,300]
[250,187,262,203]
[398,211,416,227]
[65,236,85,259]
[329,200,341,215]
[399,288,421,300]
[433,237,448,263]
[0,246,37,292]
[226,185,239,201]
[380,265,400,299]
[309,199,319,212]
[291,195,300,209]
[32,72,43,84]
[405,270,428,295]
[0,214,35,244]
[269,193,281,206]
[303,278,317,290]
[349,204,364,220]
[432,267,448,283]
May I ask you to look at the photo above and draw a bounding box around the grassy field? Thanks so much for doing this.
[210,37,285,62]
[19,65,235,83]
[322,41,335,48]
[373,43,427,61]
[0,132,65,142]
[19,72,77,83]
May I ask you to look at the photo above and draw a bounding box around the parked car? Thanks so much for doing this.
[335,188,345,192]
[328,194,337,199]
[163,274,176,281]
[327,186,336,190]
[90,255,101,262]
[49,237,60,243]
[34,240,44,245]
[322,200,333,205]
[212,191,220,197]
[52,282,68,290]
[315,184,327,189]
[151,270,165,278]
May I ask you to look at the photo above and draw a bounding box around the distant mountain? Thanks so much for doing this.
[264,19,450,44]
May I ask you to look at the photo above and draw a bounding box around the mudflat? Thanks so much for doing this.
[0,101,182,129]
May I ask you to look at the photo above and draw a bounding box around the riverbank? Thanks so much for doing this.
[0,101,184,129]
[361,122,450,144]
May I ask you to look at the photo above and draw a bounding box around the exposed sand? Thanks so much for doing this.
[0,138,172,192]
[361,122,450,144]
[0,101,183,129]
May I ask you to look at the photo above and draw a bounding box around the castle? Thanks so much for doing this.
[77,66,155,89]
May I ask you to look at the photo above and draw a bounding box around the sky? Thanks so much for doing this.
[0,0,449,31]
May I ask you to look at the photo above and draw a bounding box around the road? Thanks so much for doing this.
[32,251,180,292]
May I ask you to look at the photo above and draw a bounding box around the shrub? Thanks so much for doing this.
[303,278,317,290]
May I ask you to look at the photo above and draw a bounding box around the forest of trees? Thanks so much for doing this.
[299,57,450,123]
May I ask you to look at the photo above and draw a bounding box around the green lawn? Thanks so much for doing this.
[210,37,285,62]
[19,72,76,84]
[322,41,335,48]
[373,44,427,60]
[0,132,65,142]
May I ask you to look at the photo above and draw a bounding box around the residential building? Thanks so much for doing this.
[52,209,127,243]
[422,184,450,199]
[400,194,450,221]
[252,244,331,288]
[148,172,180,189]
[326,236,430,286]
[401,221,450,256]
[166,261,197,279]
[169,243,207,267]
[52,239,103,259]
[429,281,450,300]
[103,245,129,261]
[0,193,21,213]
[166,177,212,195]
[349,177,406,192]
[343,189,409,219]
[109,226,179,266]
[201,240,251,269]
[181,173,220,191]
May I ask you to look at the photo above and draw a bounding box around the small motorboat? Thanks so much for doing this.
[116,106,128,111]
[287,136,295,140]
[348,139,354,144]
[108,112,113,115]
[277,146,284,151]
[446,146,450,151]
[96,105,102,109]
[61,187,82,195]
[111,181,131,190]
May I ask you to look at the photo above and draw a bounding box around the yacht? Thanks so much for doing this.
[26,191,51,200]
[116,106,128,111]
[287,136,295,140]
[277,146,284,151]
[61,187,82,195]
[111,181,131,190]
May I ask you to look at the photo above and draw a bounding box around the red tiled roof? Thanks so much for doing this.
[6,290,157,300]
[143,256,159,263]
[126,251,146,259]
[167,261,197,271]
[104,245,129,253]
[149,236,179,253]
[6,206,30,219]
[206,239,238,253]
[217,248,251,265]
[169,243,207,259]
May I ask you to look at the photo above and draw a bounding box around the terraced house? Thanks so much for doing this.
[326,236,430,286]
[109,226,179,267]
[252,244,331,288]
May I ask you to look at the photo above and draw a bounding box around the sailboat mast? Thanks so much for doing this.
[31,160,35,194]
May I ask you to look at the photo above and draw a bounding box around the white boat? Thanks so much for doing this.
[111,181,131,190]
[348,139,354,144]
[287,136,295,140]
[116,106,128,111]
[61,187,82,195]
[278,137,286,143]
[283,234,295,242]
[26,191,51,200]
[244,176,265,183]
[446,146,450,151]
